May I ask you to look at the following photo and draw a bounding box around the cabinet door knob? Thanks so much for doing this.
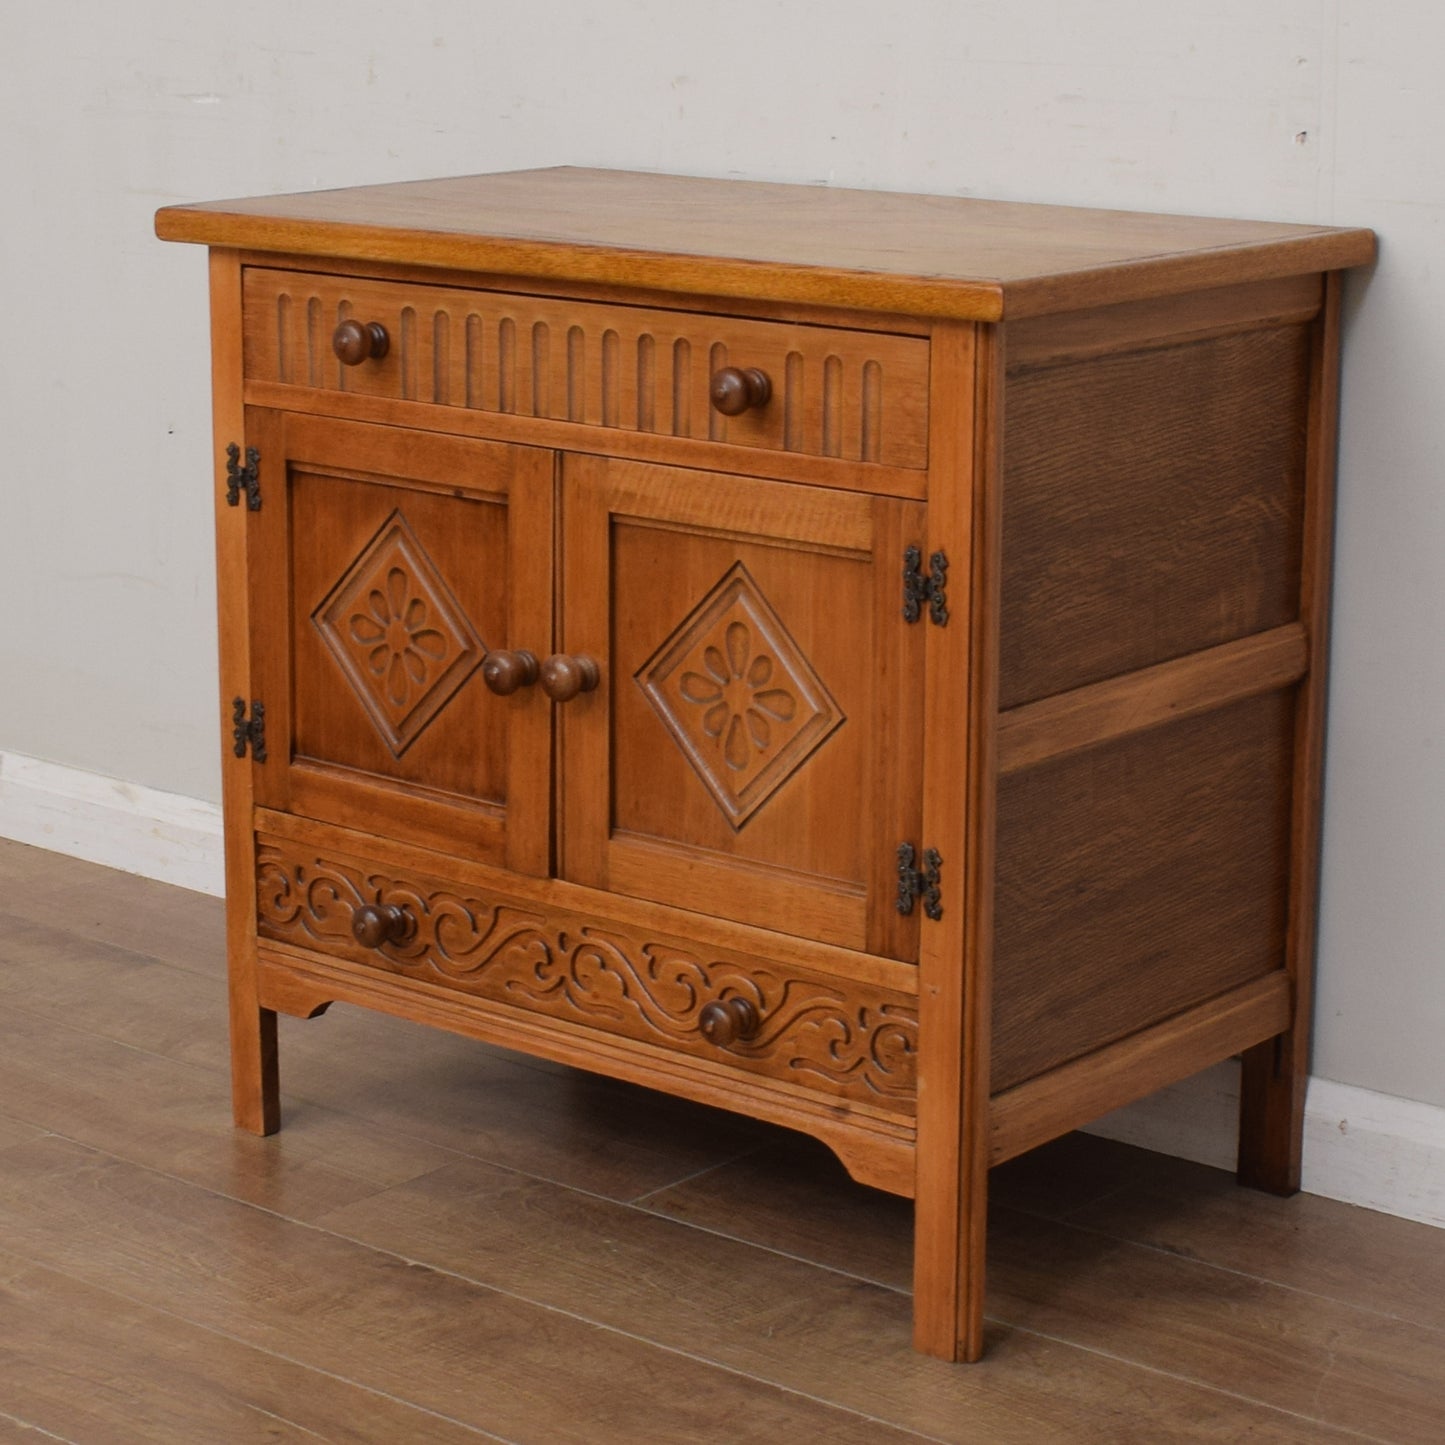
[351,902,412,949]
[481,649,539,696]
[538,654,601,702]
[709,365,772,416]
[333,319,390,366]
[698,997,760,1047]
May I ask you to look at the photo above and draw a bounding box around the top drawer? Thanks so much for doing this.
[241,269,930,470]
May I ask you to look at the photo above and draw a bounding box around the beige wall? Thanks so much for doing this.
[1,1,1439,1107]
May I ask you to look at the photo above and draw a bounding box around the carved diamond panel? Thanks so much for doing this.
[638,562,844,829]
[313,510,485,756]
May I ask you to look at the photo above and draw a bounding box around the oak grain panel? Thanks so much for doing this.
[1003,273,1321,370]
[1000,325,1310,707]
[992,691,1295,1090]
[989,974,1291,1164]
[997,624,1308,775]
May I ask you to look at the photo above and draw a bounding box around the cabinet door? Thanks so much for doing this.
[246,410,553,872]
[559,454,925,959]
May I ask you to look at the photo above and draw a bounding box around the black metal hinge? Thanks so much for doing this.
[902,546,948,625]
[232,698,268,762]
[896,842,943,920]
[225,443,261,510]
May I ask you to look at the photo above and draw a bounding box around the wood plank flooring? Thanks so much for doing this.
[0,838,1441,1443]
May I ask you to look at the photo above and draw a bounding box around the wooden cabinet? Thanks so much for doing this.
[157,168,1373,1361]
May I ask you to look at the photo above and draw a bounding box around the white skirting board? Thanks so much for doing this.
[1084,1063,1445,1229]
[0,750,224,897]
[2,747,1442,1231]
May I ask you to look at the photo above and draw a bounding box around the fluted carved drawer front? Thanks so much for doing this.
[242,269,930,470]
[255,834,919,1115]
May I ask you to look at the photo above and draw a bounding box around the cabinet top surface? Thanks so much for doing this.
[155,165,1374,321]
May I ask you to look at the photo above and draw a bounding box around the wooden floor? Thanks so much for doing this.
[0,841,1442,1443]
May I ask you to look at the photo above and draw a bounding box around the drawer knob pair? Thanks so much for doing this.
[351,902,412,949]
[482,650,600,702]
[332,319,390,366]
[709,366,772,417]
[698,997,760,1047]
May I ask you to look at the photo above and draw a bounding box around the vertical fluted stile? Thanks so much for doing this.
[276,293,292,384]
[637,333,656,431]
[465,314,483,409]
[708,341,728,441]
[306,297,324,387]
[567,325,586,422]
[601,329,620,428]
[784,351,804,453]
[432,311,450,405]
[399,307,417,400]
[861,360,882,463]
[822,354,843,457]
[672,338,691,436]
[333,299,349,390]
[531,321,550,417]
[497,317,516,413]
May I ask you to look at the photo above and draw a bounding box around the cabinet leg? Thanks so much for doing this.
[1236,1033,1304,1196]
[913,1165,988,1362]
[229,987,280,1136]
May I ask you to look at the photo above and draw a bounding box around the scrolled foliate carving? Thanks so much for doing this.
[256,841,916,1109]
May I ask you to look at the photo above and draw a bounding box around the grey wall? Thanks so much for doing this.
[1,1,1439,1108]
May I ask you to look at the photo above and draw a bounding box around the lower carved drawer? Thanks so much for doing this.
[255,834,918,1115]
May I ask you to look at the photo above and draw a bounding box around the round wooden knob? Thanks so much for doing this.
[351,902,412,949]
[699,997,760,1047]
[538,654,601,702]
[333,319,390,366]
[709,366,772,416]
[482,649,539,696]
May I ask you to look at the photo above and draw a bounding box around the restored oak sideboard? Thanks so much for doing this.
[156,168,1374,1360]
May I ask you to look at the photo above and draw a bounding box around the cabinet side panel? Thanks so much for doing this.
[991,689,1294,1091]
[1000,325,1310,708]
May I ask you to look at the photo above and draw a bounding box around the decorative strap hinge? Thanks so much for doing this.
[902,546,948,625]
[225,443,261,511]
[896,842,943,920]
[232,698,268,762]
